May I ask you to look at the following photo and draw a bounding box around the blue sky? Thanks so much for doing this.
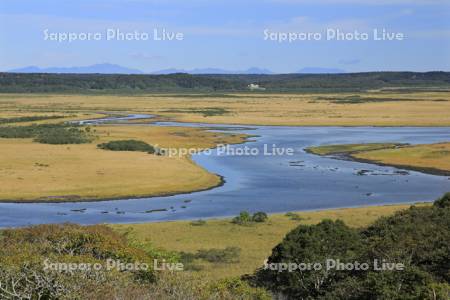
[0,0,449,73]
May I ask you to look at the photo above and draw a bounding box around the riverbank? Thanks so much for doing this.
[0,124,247,202]
[306,142,450,176]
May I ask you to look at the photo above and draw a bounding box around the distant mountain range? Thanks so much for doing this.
[7,63,346,75]
[297,67,346,74]
[152,67,274,74]
[8,64,144,74]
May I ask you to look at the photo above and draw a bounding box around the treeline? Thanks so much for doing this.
[209,71,450,92]
[0,71,449,93]
[0,73,244,93]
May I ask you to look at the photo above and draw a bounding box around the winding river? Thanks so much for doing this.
[1,115,449,227]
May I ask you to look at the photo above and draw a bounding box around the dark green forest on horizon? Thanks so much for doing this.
[1,71,449,93]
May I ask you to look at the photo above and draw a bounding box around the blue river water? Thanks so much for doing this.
[0,115,449,227]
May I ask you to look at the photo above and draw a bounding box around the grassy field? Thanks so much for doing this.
[353,142,450,175]
[307,142,450,175]
[0,125,246,202]
[113,203,428,280]
[1,91,450,126]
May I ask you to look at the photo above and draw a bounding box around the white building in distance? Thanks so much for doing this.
[248,83,266,91]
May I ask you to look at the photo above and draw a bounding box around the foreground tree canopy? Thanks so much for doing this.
[253,193,450,299]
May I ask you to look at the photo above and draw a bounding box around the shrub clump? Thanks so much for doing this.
[180,246,241,265]
[285,212,303,221]
[98,139,156,154]
[0,123,94,144]
[34,127,94,144]
[252,212,268,223]
[190,219,206,226]
[232,211,269,225]
[196,247,241,263]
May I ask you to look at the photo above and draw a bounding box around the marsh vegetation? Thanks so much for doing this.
[307,142,450,176]
[0,123,94,144]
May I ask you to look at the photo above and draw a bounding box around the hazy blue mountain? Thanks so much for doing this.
[297,67,346,74]
[152,67,273,74]
[243,67,273,74]
[9,63,144,74]
[9,64,346,75]
[151,68,186,74]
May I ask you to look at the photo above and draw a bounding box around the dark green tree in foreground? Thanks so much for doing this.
[253,193,450,299]
[255,220,362,299]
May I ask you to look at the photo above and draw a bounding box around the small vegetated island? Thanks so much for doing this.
[306,142,450,176]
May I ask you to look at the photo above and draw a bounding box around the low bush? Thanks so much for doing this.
[190,219,206,226]
[232,211,253,225]
[196,247,241,263]
[232,211,269,225]
[180,246,241,265]
[98,139,156,153]
[252,212,268,223]
[208,277,271,300]
[285,212,303,221]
